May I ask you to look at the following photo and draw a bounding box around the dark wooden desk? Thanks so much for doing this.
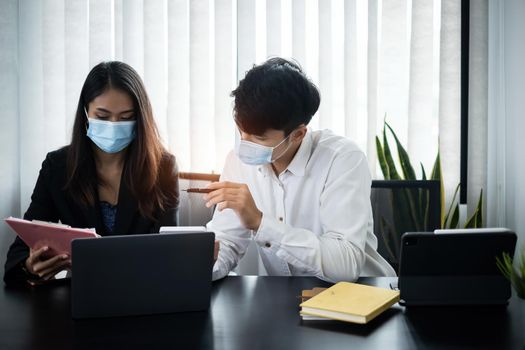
[1,277,523,349]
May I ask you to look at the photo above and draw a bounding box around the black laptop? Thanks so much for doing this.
[71,232,214,319]
[398,230,517,306]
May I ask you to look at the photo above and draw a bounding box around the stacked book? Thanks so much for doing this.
[299,282,400,324]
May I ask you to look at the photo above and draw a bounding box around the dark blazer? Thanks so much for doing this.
[4,146,179,286]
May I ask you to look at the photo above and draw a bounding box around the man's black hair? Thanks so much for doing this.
[231,57,321,136]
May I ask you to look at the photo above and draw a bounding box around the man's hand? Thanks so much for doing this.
[204,181,262,231]
[25,246,71,281]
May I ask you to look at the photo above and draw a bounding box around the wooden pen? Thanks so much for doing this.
[182,188,214,194]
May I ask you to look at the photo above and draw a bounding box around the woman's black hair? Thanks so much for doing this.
[66,61,178,219]
[231,57,321,136]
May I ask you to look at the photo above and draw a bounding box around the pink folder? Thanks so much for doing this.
[4,217,98,257]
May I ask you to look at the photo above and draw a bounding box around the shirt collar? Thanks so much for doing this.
[257,129,312,178]
[286,129,312,177]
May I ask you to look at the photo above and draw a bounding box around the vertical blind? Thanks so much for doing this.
[1,0,464,217]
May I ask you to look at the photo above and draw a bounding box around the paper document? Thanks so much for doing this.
[159,226,207,233]
[4,217,99,257]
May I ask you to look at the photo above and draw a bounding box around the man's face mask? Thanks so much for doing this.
[234,128,294,166]
[85,108,136,154]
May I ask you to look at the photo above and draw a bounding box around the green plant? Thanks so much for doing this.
[496,247,525,299]
[374,120,484,264]
[375,120,483,228]
[442,183,483,229]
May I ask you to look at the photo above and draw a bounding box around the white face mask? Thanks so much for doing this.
[234,129,292,166]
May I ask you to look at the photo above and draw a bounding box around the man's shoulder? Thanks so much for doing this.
[311,129,363,158]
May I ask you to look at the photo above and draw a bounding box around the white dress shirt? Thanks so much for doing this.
[208,129,396,282]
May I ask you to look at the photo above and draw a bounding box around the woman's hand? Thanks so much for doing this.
[204,182,262,231]
[25,246,71,281]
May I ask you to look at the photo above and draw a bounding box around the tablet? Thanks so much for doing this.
[398,231,517,306]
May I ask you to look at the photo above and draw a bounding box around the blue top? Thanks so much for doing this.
[100,201,118,234]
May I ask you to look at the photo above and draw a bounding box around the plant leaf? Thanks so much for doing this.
[385,122,416,180]
[420,163,427,181]
[430,151,445,228]
[449,202,459,229]
[422,187,430,230]
[383,123,401,180]
[419,163,430,229]
[520,248,525,279]
[404,188,422,231]
[430,152,441,180]
[475,189,483,228]
[383,122,422,228]
[464,210,478,228]
[496,253,512,280]
[376,136,390,179]
[464,189,484,228]
[379,216,396,263]
[444,183,460,228]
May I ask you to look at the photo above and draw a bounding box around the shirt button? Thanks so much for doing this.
[278,217,283,222]
[265,242,271,248]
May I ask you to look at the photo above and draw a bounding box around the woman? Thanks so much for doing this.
[4,61,179,286]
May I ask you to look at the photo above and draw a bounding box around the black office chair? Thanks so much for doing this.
[370,180,441,273]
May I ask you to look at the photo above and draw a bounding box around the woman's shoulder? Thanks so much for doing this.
[30,146,71,194]
[159,151,178,176]
[157,151,179,209]
[39,146,70,173]
[43,146,70,167]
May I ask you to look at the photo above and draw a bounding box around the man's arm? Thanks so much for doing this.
[206,151,253,281]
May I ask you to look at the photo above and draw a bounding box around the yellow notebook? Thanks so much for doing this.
[299,282,400,324]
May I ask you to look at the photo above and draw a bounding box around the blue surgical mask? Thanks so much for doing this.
[85,108,136,153]
[234,129,292,166]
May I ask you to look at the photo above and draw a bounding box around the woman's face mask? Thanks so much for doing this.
[234,128,294,166]
[84,108,136,154]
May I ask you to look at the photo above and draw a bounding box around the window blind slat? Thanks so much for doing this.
[266,0,281,57]
[439,0,461,203]
[65,0,89,140]
[167,0,190,170]
[144,0,168,141]
[318,0,332,130]
[19,0,45,213]
[189,0,215,171]
[214,0,236,171]
[379,0,410,148]
[89,0,114,66]
[367,0,379,174]
[0,0,21,219]
[408,0,437,176]
[237,0,256,80]
[122,0,144,76]
[43,0,67,151]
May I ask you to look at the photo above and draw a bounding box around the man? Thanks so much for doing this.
[206,57,395,282]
